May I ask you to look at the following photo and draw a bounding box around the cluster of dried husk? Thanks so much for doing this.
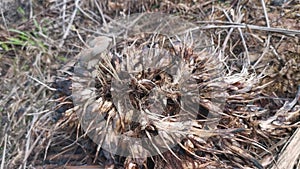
[1,1,299,169]
[68,13,300,169]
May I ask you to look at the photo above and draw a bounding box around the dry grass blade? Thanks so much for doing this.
[59,0,80,47]
[198,23,300,35]
[271,128,300,169]
[0,134,7,169]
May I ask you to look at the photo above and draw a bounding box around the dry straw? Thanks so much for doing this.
[1,1,299,169]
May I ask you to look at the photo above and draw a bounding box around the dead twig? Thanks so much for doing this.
[196,22,300,35]
[59,0,80,47]
[94,0,108,28]
[0,134,7,169]
[253,0,272,67]
[271,128,300,169]
[27,74,57,91]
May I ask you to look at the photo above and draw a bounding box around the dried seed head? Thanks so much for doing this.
[72,13,228,160]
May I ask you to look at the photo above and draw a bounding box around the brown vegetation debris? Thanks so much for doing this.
[1,0,300,169]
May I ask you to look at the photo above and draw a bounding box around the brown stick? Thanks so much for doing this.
[271,128,300,169]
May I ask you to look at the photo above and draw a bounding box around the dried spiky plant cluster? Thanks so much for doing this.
[71,14,229,167]
[1,1,300,169]
[69,13,299,168]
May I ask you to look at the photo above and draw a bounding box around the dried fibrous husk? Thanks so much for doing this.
[3,1,299,168]
[69,13,283,168]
